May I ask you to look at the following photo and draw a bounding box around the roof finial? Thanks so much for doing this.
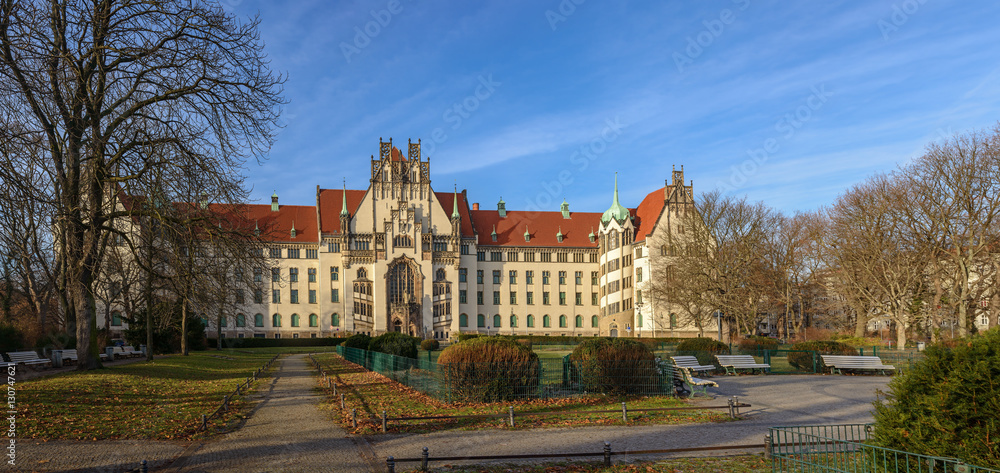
[491,224,498,242]
[601,172,630,225]
[452,183,461,220]
[340,179,349,217]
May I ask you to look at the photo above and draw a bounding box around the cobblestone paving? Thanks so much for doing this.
[167,354,374,472]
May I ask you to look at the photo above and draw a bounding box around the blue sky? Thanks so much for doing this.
[226,0,1000,215]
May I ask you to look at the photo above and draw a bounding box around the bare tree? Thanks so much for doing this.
[0,0,283,369]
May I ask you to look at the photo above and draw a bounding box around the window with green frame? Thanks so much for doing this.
[591,315,599,327]
[543,315,551,327]
[575,315,583,328]
[291,314,300,327]
[254,313,264,327]
[493,314,501,328]
[559,315,567,328]
[272,313,281,327]
[309,314,318,327]
[459,313,468,327]
[236,313,246,327]
[477,314,485,327]
[510,315,517,327]
[111,311,122,326]
[331,313,340,327]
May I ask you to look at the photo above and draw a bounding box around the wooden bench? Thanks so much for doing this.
[5,351,52,369]
[122,346,142,358]
[820,355,895,375]
[670,356,717,375]
[61,349,109,364]
[715,355,770,375]
[674,366,718,397]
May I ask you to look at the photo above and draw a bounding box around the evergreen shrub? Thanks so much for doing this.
[342,333,372,350]
[437,337,540,402]
[738,336,778,356]
[420,339,440,351]
[786,340,856,371]
[368,332,418,359]
[569,338,660,395]
[872,329,1000,468]
[675,337,730,366]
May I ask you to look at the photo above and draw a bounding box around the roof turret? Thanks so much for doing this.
[601,173,630,224]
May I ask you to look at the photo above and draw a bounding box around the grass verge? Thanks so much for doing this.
[18,350,278,440]
[312,353,729,434]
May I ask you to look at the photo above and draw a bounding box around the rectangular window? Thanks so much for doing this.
[540,252,551,262]
[507,251,518,262]
[272,289,280,303]
[543,292,550,305]
[236,289,245,304]
[575,292,582,305]
[460,289,467,304]
[510,292,517,305]
[635,247,643,259]
[524,252,535,262]
[309,290,317,304]
[433,241,448,252]
[477,291,484,305]
[330,266,339,281]
[306,249,317,259]
[331,289,339,303]
[254,268,262,282]
[290,290,299,304]
[477,250,486,261]
[328,242,340,253]
[591,271,599,285]
[289,268,298,282]
[542,271,550,285]
[509,270,517,285]
[269,248,282,258]
[493,270,501,284]
[558,271,566,285]
[308,268,316,282]
[573,253,585,263]
[477,270,484,284]
[287,248,300,259]
[254,289,263,304]
[493,291,501,305]
[526,271,534,284]
[559,292,566,305]
[490,251,502,262]
[527,292,534,305]
[459,268,467,283]
[461,244,470,255]
[557,252,568,263]
[271,268,280,282]
[575,271,582,285]
[592,293,598,305]
[637,290,643,305]
[637,267,643,282]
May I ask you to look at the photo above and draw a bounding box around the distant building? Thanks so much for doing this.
[99,139,716,340]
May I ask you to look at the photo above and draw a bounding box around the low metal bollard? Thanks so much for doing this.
[603,441,611,467]
[340,393,345,409]
[140,459,148,473]
[621,402,628,422]
[508,406,515,427]
[382,410,387,433]
[386,456,395,473]
[421,446,429,471]
[352,409,358,428]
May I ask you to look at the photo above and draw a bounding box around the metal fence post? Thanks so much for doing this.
[140,459,148,473]
[386,456,395,473]
[509,406,514,427]
[382,410,387,433]
[764,434,772,459]
[734,396,740,416]
[603,441,611,467]
[340,393,345,409]
[421,446,429,471]
[201,414,207,431]
[621,402,628,422]
[352,409,358,428]
[727,398,734,419]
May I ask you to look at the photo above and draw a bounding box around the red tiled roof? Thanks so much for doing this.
[391,146,404,161]
[317,188,366,235]
[633,187,666,242]
[471,210,601,248]
[241,204,319,243]
[434,191,476,237]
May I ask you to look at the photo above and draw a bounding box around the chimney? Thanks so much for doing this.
[473,203,479,210]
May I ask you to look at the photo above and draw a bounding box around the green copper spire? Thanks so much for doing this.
[491,224,497,242]
[452,185,461,220]
[556,226,564,243]
[271,191,279,212]
[524,226,530,242]
[340,180,349,217]
[601,172,630,224]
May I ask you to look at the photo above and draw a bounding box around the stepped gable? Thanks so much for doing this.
[471,209,602,247]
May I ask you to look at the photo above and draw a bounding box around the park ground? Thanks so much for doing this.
[11,350,888,472]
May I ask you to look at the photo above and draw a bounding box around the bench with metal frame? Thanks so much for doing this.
[5,351,52,370]
[670,355,717,375]
[820,355,895,375]
[715,354,771,375]
[674,366,718,397]
[61,349,109,364]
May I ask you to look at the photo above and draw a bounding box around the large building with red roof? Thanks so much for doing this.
[102,139,714,341]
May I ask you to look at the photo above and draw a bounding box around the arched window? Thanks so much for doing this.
[477,314,485,328]
[670,313,677,328]
[111,311,122,326]
[591,315,599,328]
[309,314,318,327]
[291,314,299,327]
[493,314,501,328]
[254,313,264,327]
[459,313,468,327]
[331,313,340,327]
[272,313,282,327]
[221,317,228,327]
[527,314,535,327]
[660,245,668,256]
[357,267,368,279]
[236,313,246,327]
[436,268,447,281]
[510,315,518,327]
[543,315,551,328]
[575,315,583,328]
[559,315,567,328]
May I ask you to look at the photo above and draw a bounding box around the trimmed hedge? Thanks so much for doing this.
[569,338,660,395]
[675,337,730,366]
[873,329,1000,467]
[786,340,856,371]
[420,339,440,351]
[738,336,779,357]
[369,332,418,359]
[437,337,540,402]
[206,337,347,348]
[342,333,372,350]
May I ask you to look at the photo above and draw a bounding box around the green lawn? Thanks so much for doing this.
[19,350,278,440]
[313,353,728,435]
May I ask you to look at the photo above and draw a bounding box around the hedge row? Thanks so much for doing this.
[205,337,346,348]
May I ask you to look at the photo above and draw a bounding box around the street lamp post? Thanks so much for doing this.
[637,301,648,338]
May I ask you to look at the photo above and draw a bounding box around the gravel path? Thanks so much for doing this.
[167,354,374,472]
[368,374,890,468]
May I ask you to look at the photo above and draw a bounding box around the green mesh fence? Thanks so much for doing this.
[336,346,674,402]
[770,424,1000,473]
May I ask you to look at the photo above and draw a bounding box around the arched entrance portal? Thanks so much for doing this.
[386,256,423,336]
